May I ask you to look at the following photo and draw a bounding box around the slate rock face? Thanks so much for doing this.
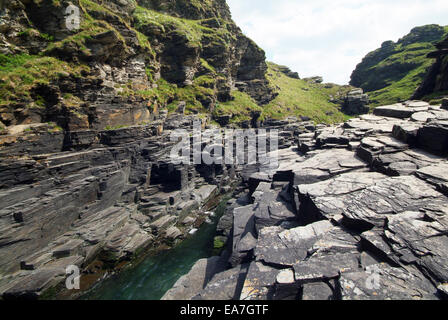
[442,98,448,110]
[413,34,448,100]
[0,113,237,299]
[161,256,225,300]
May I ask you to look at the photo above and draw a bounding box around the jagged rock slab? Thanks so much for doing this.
[230,205,257,267]
[340,264,437,300]
[252,186,297,232]
[255,221,333,267]
[373,104,428,119]
[298,173,444,229]
[384,210,448,283]
[357,135,409,164]
[372,148,444,177]
[344,115,406,135]
[342,176,445,229]
[417,120,448,155]
[3,268,66,300]
[240,261,282,300]
[291,149,367,186]
[360,229,397,265]
[162,256,224,300]
[309,226,360,257]
[392,122,420,145]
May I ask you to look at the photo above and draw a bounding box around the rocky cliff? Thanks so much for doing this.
[0,0,275,132]
[350,24,448,107]
[0,0,278,299]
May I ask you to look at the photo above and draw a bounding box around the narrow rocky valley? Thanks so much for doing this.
[1,0,448,302]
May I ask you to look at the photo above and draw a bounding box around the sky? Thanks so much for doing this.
[226,0,448,85]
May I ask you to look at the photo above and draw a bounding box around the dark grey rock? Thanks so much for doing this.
[255,221,333,267]
[161,256,224,300]
[341,89,370,115]
[293,253,360,283]
[239,261,282,300]
[442,98,448,110]
[417,120,448,155]
[229,205,256,267]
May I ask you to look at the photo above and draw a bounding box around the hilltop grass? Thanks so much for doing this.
[262,62,353,124]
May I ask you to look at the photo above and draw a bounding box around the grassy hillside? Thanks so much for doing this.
[213,62,353,125]
[263,62,353,123]
[350,24,448,107]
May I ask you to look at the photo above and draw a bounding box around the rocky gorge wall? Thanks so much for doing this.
[0,107,245,299]
[0,0,275,132]
[0,0,279,299]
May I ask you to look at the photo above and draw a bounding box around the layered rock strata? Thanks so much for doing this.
[0,111,236,299]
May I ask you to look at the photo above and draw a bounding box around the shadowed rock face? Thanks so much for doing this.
[170,100,448,301]
[0,112,235,299]
[413,36,448,100]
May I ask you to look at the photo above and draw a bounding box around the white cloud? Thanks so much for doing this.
[227,0,448,84]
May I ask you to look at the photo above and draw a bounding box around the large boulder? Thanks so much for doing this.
[161,256,224,300]
[417,120,448,155]
[341,89,370,115]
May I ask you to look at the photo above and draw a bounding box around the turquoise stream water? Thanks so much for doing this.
[81,203,226,300]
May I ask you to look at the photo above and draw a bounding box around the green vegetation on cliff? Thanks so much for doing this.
[0,54,88,108]
[262,63,353,123]
[211,62,353,125]
[350,24,448,107]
